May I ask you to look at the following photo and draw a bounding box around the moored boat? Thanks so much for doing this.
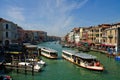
[18,62,41,72]
[115,56,120,61]
[40,47,58,59]
[62,50,104,71]
[26,58,46,65]
[37,60,46,65]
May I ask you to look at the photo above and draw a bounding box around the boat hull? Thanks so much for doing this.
[41,52,58,59]
[62,54,104,71]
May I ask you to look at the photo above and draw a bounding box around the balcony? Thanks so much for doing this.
[82,37,86,40]
[108,35,113,38]
[102,35,107,38]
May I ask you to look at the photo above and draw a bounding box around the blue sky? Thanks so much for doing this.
[0,0,120,37]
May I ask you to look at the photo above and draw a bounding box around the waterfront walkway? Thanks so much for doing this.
[91,48,108,54]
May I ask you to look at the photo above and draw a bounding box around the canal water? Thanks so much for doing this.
[6,42,120,80]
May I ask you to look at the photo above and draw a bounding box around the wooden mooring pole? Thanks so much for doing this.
[32,64,34,76]
[25,63,27,75]
[16,62,19,73]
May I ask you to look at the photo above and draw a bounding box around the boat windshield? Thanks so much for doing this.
[50,52,58,57]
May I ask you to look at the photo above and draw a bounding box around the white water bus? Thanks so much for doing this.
[40,47,58,59]
[62,50,104,71]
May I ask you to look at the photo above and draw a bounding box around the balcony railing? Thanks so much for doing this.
[102,35,107,38]
[108,35,113,38]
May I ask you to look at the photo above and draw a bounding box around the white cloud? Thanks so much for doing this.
[37,0,89,36]
[73,0,89,9]
[4,0,89,36]
[7,6,25,22]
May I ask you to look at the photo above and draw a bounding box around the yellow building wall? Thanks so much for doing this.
[106,29,117,45]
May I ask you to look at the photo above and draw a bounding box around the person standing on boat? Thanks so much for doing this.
[95,61,100,66]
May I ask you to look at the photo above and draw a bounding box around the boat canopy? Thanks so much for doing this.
[37,46,45,49]
[25,45,37,48]
[41,47,57,53]
[62,50,97,59]
[75,53,97,59]
[62,50,77,55]
[6,51,22,54]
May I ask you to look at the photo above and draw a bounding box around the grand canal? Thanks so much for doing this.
[5,42,120,80]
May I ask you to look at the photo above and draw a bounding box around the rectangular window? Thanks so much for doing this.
[6,24,8,29]
[6,32,8,38]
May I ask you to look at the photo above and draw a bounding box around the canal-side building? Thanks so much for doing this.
[73,28,80,45]
[0,18,18,46]
[23,30,33,43]
[87,24,111,49]
[81,27,89,43]
[88,26,94,44]
[64,21,120,54]
[101,24,111,44]
[68,31,74,43]
[92,25,102,49]
[17,26,25,43]
[79,27,83,41]
[47,36,61,41]
[87,26,97,45]
[23,30,47,43]
[64,33,69,43]
[38,31,47,42]
[105,23,120,53]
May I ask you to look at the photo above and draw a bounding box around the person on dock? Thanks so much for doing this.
[113,47,118,56]
[110,47,113,55]
[107,47,113,57]
[107,47,110,56]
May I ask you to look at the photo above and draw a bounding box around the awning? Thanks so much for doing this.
[101,44,115,47]
[95,44,101,46]
[6,51,22,54]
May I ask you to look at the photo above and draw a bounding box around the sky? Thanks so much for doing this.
[0,0,120,37]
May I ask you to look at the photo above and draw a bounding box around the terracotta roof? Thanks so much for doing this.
[113,22,120,25]
[0,18,12,23]
[24,30,46,33]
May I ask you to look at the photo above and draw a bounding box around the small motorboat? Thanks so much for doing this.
[26,58,46,65]
[115,56,120,61]
[37,60,46,65]
[18,62,42,72]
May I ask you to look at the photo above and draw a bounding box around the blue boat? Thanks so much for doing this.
[115,56,120,61]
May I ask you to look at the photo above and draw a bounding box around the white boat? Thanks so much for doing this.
[18,62,41,72]
[26,58,46,65]
[37,60,46,65]
[40,47,58,59]
[62,50,104,71]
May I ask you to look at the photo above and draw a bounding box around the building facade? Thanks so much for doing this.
[65,22,120,54]
[0,18,18,46]
[73,28,80,45]
[23,30,47,43]
[105,23,120,53]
